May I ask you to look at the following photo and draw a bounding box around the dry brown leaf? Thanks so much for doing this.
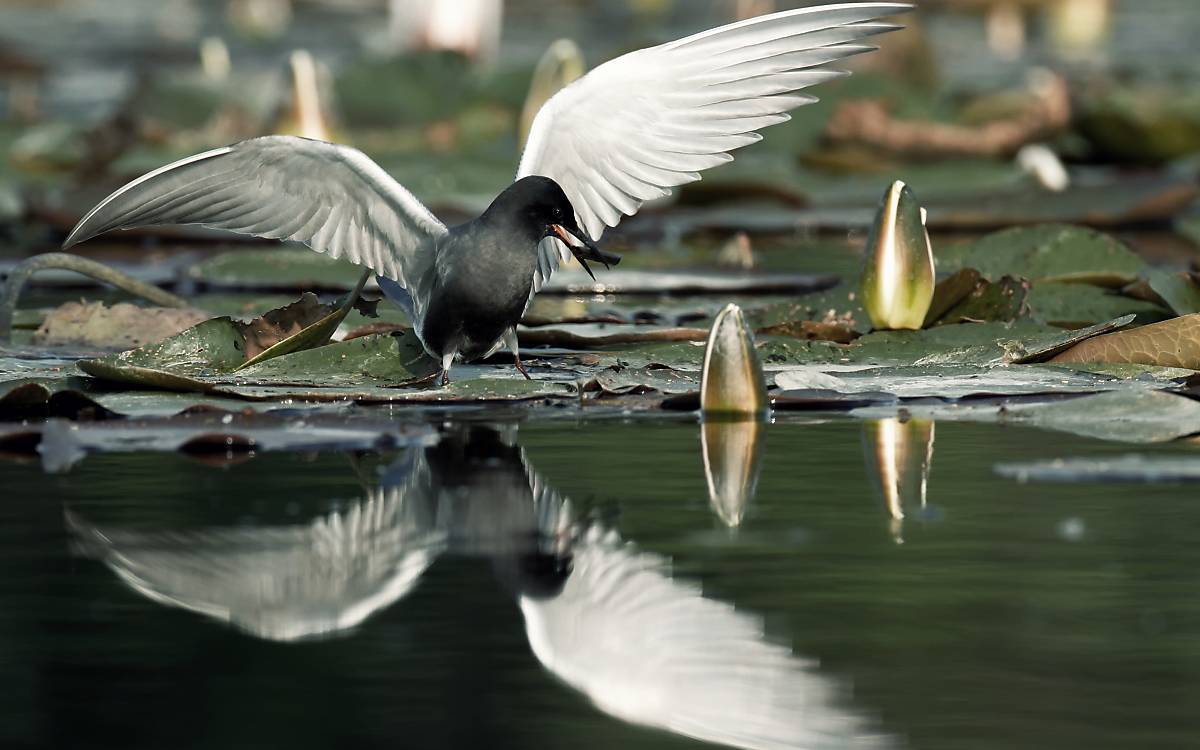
[1051,313,1200,369]
[755,320,860,343]
[35,301,209,349]
[235,293,335,360]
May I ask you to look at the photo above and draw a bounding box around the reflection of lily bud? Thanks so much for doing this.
[520,40,586,149]
[860,181,935,331]
[701,304,769,416]
[272,50,342,143]
[862,418,935,545]
[702,419,766,528]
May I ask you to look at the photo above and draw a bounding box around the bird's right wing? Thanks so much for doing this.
[517,2,911,249]
[63,135,448,295]
[518,526,891,750]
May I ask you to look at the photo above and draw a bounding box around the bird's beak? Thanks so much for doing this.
[550,223,621,281]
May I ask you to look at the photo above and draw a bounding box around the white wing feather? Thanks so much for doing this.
[63,135,448,298]
[519,526,892,750]
[518,3,910,290]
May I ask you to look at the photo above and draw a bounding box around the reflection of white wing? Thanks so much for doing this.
[68,481,445,642]
[519,527,890,750]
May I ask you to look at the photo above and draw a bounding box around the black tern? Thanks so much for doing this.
[63,2,911,385]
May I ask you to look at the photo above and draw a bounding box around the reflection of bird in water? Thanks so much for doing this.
[66,476,445,643]
[518,523,891,750]
[65,424,565,643]
[69,424,889,750]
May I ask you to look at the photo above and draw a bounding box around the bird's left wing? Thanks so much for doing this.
[518,3,910,290]
[63,136,448,301]
[518,526,891,750]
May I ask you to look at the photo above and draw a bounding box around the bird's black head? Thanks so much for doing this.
[487,176,621,280]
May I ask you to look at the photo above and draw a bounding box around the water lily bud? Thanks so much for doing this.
[701,303,769,416]
[862,417,935,545]
[701,419,765,528]
[860,180,935,331]
[520,39,586,148]
[273,50,343,143]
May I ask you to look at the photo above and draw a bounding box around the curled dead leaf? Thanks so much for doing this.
[34,302,210,349]
[1051,313,1200,369]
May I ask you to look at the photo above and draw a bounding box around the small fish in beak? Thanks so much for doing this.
[550,223,621,281]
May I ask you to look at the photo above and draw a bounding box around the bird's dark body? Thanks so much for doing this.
[421,223,538,361]
[417,177,575,365]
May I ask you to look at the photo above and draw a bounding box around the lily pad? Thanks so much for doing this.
[83,331,438,393]
[933,275,1028,326]
[33,415,438,473]
[216,377,577,404]
[923,269,982,326]
[936,224,1145,286]
[1051,313,1200,369]
[995,455,1200,483]
[1026,283,1169,327]
[590,366,699,396]
[1007,316,1136,364]
[1146,268,1200,316]
[189,248,368,291]
[774,363,1176,400]
[78,284,381,390]
[854,390,1200,444]
[541,269,840,296]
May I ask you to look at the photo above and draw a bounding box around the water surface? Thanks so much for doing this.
[1,415,1197,749]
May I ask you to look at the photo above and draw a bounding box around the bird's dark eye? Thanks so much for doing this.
[553,207,562,218]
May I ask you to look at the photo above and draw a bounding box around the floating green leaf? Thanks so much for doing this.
[937,224,1145,286]
[1146,268,1200,316]
[1026,282,1169,327]
[934,275,1028,326]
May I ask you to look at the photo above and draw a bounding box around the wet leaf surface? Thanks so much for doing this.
[774,363,1178,400]
[995,455,1200,483]
[1025,282,1169,327]
[590,366,698,396]
[854,390,1200,444]
[189,248,368,291]
[25,414,438,473]
[1145,268,1200,316]
[933,275,1028,325]
[936,224,1146,285]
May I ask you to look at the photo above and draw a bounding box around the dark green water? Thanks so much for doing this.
[0,416,1197,750]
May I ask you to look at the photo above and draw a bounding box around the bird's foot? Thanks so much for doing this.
[439,369,450,387]
[514,357,532,381]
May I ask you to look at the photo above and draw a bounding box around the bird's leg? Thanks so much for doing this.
[439,352,454,387]
[503,329,532,381]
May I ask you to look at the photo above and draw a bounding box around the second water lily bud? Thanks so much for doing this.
[520,39,586,148]
[860,181,935,331]
[272,50,343,143]
[700,303,769,416]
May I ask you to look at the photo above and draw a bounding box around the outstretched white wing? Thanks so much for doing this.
[518,2,909,290]
[63,135,448,296]
[519,526,891,750]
